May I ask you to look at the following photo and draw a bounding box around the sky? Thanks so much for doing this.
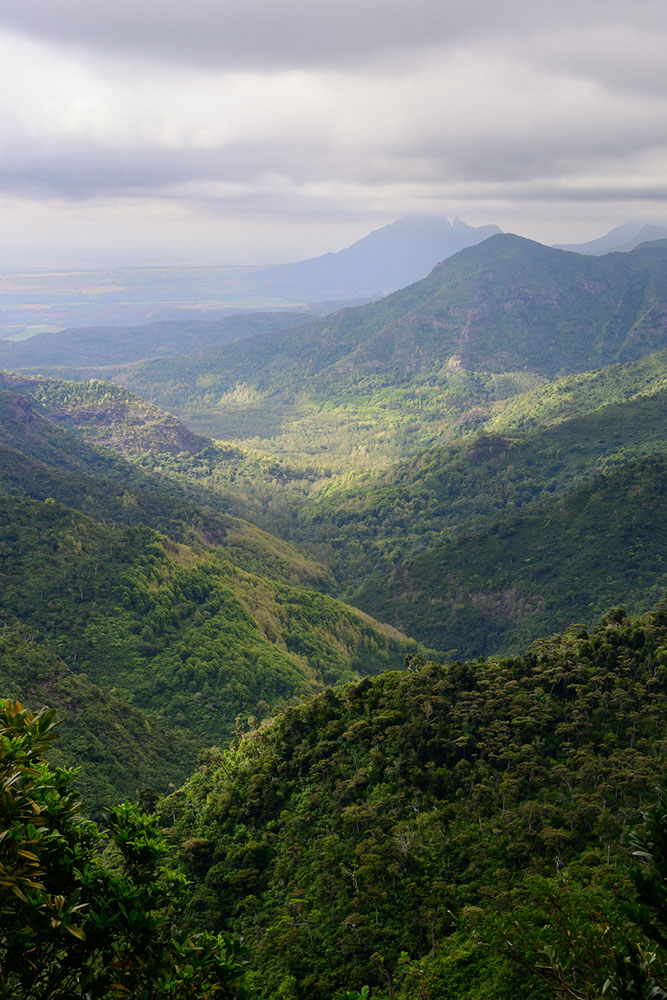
[2,0,667,269]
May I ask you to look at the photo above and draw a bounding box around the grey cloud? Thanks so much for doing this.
[2,0,667,71]
[2,124,666,209]
[0,132,239,199]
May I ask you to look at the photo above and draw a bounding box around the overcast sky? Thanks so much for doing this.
[2,0,667,269]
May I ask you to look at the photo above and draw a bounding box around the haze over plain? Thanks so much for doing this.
[2,0,667,269]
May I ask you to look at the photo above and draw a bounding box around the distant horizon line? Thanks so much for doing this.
[2,215,667,277]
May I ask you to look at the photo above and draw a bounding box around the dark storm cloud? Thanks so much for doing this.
[2,0,666,72]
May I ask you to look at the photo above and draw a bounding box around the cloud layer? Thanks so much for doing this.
[2,1,666,266]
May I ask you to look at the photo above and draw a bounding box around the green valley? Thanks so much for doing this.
[0,386,418,803]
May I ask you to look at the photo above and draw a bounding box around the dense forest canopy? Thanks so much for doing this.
[158,604,667,999]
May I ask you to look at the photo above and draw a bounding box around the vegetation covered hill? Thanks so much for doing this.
[292,349,667,581]
[356,454,667,657]
[90,235,667,455]
[260,350,667,655]
[0,310,312,368]
[0,388,418,803]
[0,494,412,738]
[0,370,210,454]
[162,604,667,999]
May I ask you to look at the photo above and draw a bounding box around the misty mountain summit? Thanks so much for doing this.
[258,214,503,300]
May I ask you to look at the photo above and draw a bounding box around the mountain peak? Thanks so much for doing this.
[267,214,503,300]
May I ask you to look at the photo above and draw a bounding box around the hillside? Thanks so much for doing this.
[0,628,199,807]
[0,370,210,454]
[163,603,667,999]
[79,234,667,462]
[289,349,667,591]
[0,372,211,455]
[355,454,667,658]
[0,310,312,368]
[0,388,419,803]
[0,493,413,734]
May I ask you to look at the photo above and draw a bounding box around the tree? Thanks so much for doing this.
[609,788,667,1000]
[498,790,667,1000]
[0,699,247,999]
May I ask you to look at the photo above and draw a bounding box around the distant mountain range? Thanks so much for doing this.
[5,215,667,337]
[555,220,667,254]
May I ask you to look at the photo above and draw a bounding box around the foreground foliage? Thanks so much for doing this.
[0,698,246,999]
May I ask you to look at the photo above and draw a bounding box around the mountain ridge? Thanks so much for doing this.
[555,220,667,254]
[65,233,667,455]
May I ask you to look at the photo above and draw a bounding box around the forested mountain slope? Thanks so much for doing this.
[294,349,667,584]
[119,235,667,391]
[163,604,667,1000]
[0,494,411,739]
[93,235,667,451]
[356,454,666,657]
[283,352,667,654]
[0,388,418,803]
